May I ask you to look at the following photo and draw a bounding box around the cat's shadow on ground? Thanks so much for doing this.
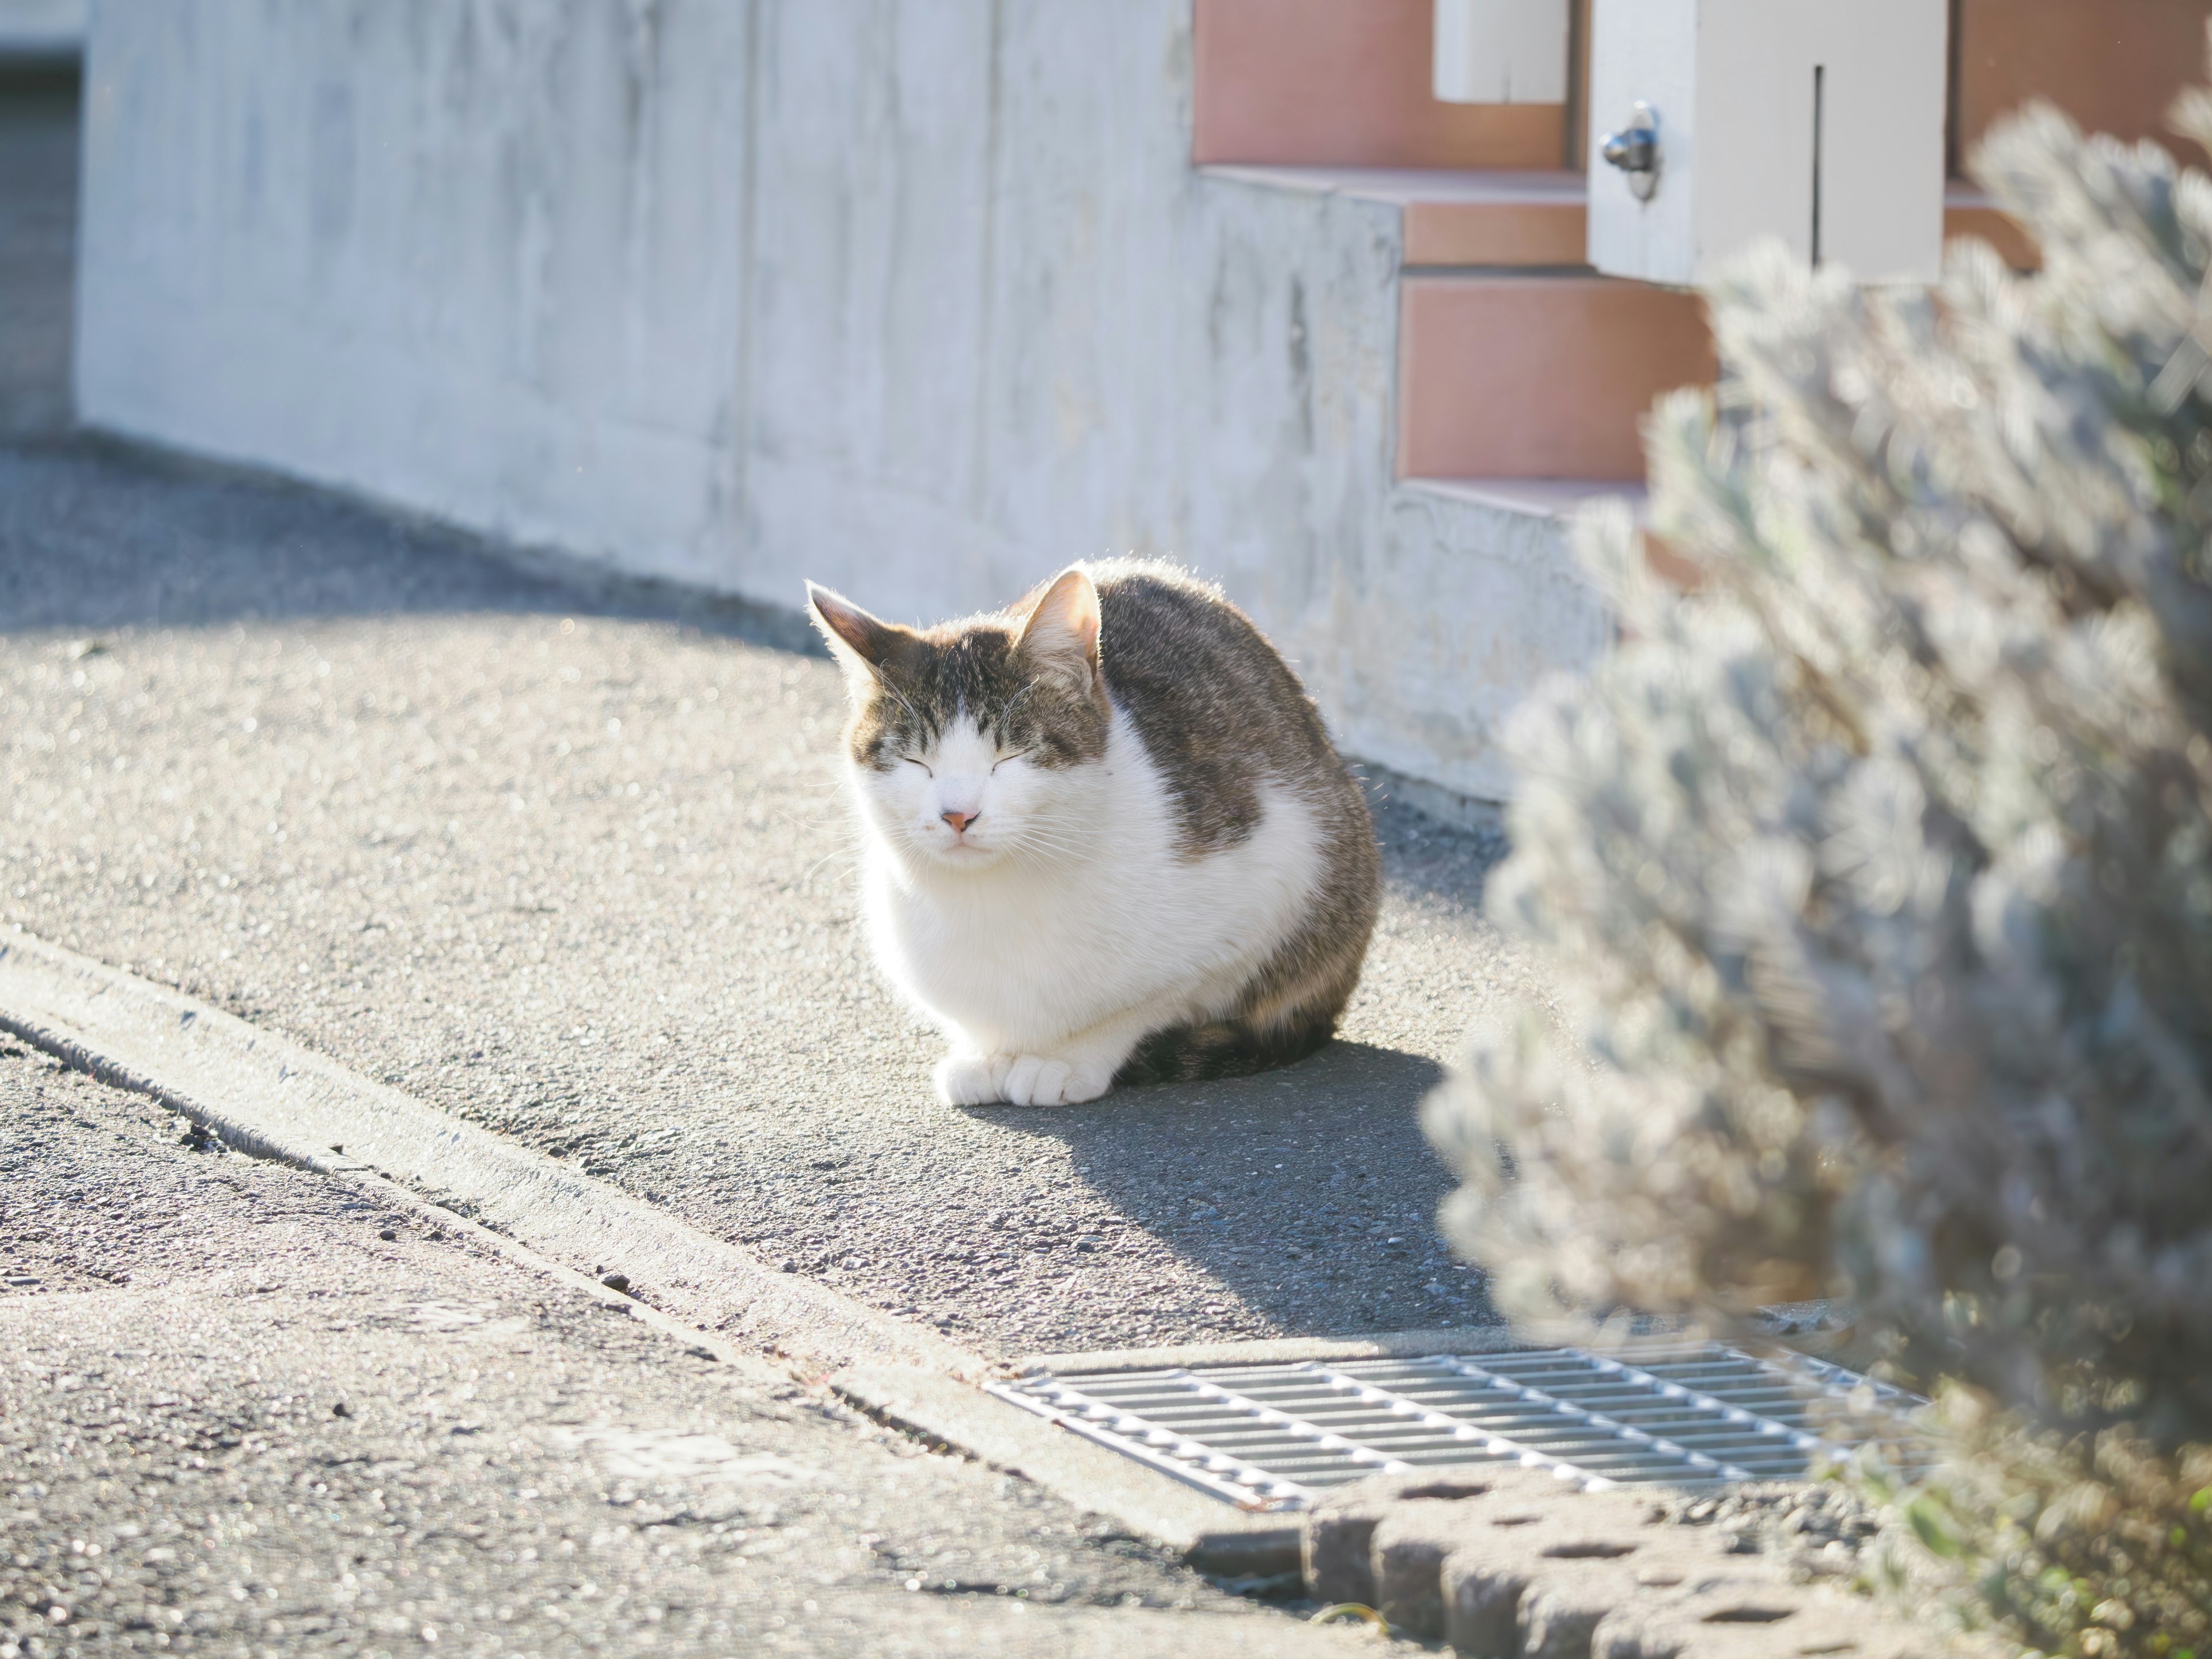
[951,792,1508,1341]
[959,1035,1494,1342]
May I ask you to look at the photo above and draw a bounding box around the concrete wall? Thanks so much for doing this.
[74,0,1608,802]
[0,0,84,56]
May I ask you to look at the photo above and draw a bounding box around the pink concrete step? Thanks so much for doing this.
[1207,168,2035,482]
[1378,180,2033,481]
[1397,273,1714,481]
[1193,0,1567,169]
[1205,166,1589,266]
[1212,166,2035,272]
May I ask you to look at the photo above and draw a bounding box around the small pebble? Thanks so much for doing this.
[378,1229,398,1242]
[600,1272,630,1293]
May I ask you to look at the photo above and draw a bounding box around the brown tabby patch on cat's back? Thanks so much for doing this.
[1089,560,1345,857]
[1075,560,1381,1084]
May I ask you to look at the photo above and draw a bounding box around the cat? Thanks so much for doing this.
[806,558,1380,1107]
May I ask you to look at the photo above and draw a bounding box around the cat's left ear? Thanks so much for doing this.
[1016,566,1101,689]
[806,581,912,693]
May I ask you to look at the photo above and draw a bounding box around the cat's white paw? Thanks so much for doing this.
[1001,1054,1112,1107]
[934,1052,1012,1106]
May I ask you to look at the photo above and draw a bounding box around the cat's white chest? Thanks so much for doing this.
[856,717,1323,1053]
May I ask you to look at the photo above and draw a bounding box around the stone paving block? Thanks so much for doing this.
[1520,1558,1796,1659]
[1369,1472,1658,1641]
[1592,1580,1935,1658]
[1445,1529,1736,1657]
[1301,1465,1562,1607]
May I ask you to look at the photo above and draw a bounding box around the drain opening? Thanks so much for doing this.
[988,1340,1921,1512]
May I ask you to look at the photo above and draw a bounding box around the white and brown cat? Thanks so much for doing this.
[806,560,1378,1106]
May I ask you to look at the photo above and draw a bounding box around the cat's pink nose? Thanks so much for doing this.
[941,810,977,834]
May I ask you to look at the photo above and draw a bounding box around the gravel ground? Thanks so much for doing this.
[0,1042,1370,1658]
[1647,1482,1888,1586]
[0,437,1539,1360]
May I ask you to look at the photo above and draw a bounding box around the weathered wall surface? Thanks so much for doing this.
[74,0,1606,801]
[0,0,84,56]
[77,1,757,578]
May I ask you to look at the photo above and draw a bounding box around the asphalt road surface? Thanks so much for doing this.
[0,63,1529,1659]
[0,1039,1369,1657]
[1,438,1536,1359]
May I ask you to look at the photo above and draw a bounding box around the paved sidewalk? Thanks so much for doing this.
[0,1039,1367,1657]
[0,58,1514,1659]
[1,439,1530,1358]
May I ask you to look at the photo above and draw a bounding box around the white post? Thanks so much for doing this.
[1434,0,1571,104]
[1586,0,1948,285]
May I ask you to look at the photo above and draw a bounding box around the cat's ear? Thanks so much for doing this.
[1015,566,1101,688]
[806,582,909,690]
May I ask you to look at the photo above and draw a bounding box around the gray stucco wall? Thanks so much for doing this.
[74,0,1607,801]
[0,0,84,55]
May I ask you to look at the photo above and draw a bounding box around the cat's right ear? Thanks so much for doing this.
[806,582,907,691]
[1016,566,1103,693]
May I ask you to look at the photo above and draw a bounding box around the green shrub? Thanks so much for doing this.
[1426,81,2212,1447]
[1872,1394,2211,1657]
[1425,66,2212,1652]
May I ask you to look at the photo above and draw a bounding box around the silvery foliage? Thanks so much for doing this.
[1426,98,2212,1443]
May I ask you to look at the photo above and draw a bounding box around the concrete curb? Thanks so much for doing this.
[0,925,1312,1554]
[832,1363,1298,1556]
[0,926,965,1377]
[1020,1325,1531,1376]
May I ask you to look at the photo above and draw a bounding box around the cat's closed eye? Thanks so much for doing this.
[991,748,1034,772]
[902,755,933,775]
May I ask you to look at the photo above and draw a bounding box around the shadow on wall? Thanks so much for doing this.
[0,59,814,650]
[0,60,79,439]
[0,441,824,652]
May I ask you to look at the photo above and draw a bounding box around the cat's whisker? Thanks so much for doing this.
[1006,832,1089,862]
[802,844,863,884]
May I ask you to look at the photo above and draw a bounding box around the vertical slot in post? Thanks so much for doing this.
[1811,63,1826,266]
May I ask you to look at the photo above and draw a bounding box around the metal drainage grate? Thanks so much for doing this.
[988,1342,1921,1512]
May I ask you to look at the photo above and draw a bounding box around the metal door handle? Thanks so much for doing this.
[1600,102,1661,200]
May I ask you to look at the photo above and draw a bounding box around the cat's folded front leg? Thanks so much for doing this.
[1000,1054,1111,1107]
[992,1006,1169,1105]
[933,1048,1016,1107]
[937,1047,1100,1107]
[937,1006,1168,1107]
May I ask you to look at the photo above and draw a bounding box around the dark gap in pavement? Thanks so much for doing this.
[0,59,79,440]
[0,438,827,653]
